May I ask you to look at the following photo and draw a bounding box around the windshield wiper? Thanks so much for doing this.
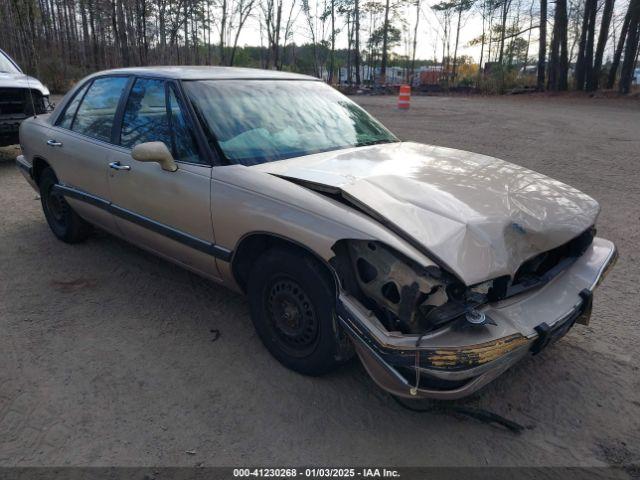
[356,139,395,147]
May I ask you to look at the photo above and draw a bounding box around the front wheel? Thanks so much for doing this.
[247,248,346,376]
[39,167,91,243]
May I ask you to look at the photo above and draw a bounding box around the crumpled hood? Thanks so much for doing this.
[0,72,49,96]
[253,142,600,285]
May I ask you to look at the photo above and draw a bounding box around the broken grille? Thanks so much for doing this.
[0,88,46,116]
[489,227,597,301]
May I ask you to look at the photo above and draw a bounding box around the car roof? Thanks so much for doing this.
[91,66,319,81]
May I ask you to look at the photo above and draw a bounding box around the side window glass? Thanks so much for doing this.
[167,86,202,164]
[71,76,128,142]
[120,78,170,149]
[57,82,90,129]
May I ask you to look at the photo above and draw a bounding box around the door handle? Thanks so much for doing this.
[46,139,63,147]
[109,161,131,171]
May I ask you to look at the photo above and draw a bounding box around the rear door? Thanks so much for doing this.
[106,77,221,280]
[45,75,130,234]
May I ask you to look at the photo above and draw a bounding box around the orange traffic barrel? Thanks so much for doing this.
[398,84,411,109]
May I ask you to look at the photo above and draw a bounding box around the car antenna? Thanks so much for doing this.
[24,70,38,118]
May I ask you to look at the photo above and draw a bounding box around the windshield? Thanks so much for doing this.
[183,80,398,166]
[0,50,20,73]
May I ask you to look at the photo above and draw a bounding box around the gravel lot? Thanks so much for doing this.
[1,95,639,469]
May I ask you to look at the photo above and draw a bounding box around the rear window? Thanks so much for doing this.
[71,76,128,143]
[57,82,90,129]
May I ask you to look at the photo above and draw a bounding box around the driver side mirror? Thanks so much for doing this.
[131,142,178,172]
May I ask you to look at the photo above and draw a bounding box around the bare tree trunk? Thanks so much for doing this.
[207,0,212,64]
[380,0,390,84]
[575,0,596,90]
[279,0,297,70]
[219,0,227,64]
[347,14,352,84]
[522,0,534,72]
[487,6,494,63]
[328,0,335,83]
[619,0,640,93]
[79,0,90,66]
[192,3,199,64]
[537,0,547,90]
[583,0,597,88]
[229,0,255,66]
[88,0,99,69]
[273,0,282,69]
[607,3,632,88]
[588,0,614,90]
[452,2,462,84]
[115,0,129,65]
[158,0,167,63]
[354,0,361,85]
[548,0,568,90]
[498,0,510,64]
[477,0,487,87]
[410,0,420,85]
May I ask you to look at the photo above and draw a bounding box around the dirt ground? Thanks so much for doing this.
[1,95,639,470]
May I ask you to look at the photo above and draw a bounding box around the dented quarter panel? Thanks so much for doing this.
[253,142,601,285]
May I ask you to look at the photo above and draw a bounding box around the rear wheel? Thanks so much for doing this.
[248,248,345,376]
[39,167,91,243]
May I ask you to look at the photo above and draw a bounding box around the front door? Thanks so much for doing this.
[46,76,130,235]
[107,78,221,280]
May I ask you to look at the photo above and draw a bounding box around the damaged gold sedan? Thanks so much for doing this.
[17,67,617,400]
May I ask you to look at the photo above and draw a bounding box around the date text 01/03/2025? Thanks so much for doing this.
[232,468,401,478]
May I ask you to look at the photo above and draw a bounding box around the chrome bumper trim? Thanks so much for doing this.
[15,155,38,191]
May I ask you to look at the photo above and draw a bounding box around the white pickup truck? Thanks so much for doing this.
[0,48,51,147]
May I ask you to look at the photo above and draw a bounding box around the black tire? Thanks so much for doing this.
[39,167,91,243]
[248,248,344,376]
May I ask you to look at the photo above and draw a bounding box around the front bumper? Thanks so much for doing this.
[337,237,618,400]
[0,118,22,146]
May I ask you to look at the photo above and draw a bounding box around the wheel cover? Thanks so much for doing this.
[45,187,68,226]
[265,277,319,357]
